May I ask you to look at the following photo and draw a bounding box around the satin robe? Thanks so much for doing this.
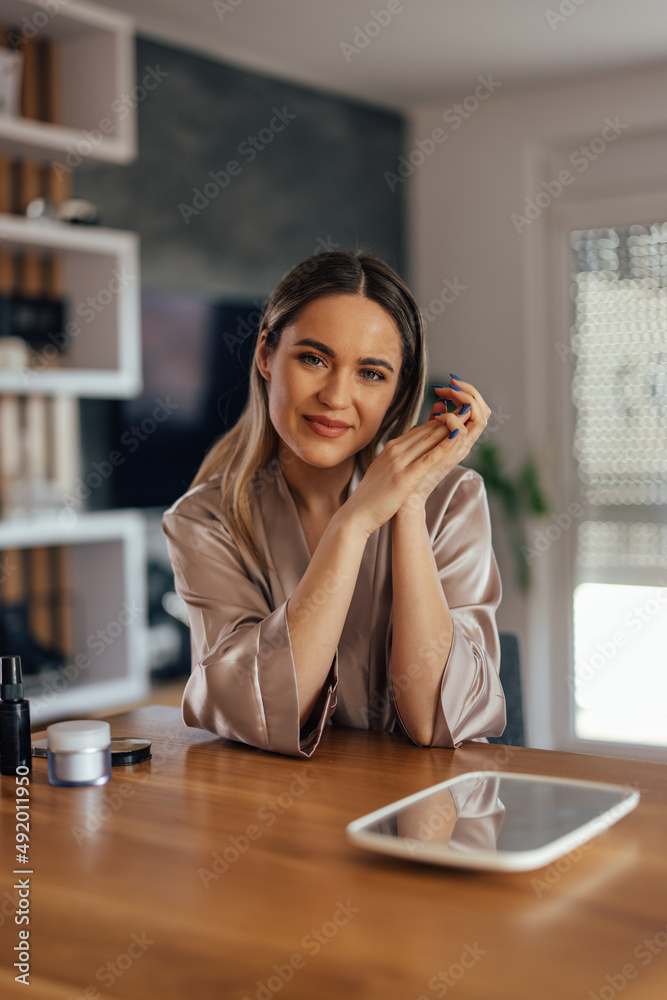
[161,458,506,758]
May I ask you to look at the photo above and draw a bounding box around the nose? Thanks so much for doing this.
[317,368,354,410]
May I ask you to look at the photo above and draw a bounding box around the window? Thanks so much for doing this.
[568,223,667,749]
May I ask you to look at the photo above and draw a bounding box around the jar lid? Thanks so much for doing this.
[47,720,111,752]
[108,738,152,765]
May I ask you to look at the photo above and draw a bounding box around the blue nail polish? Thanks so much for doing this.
[459,404,471,415]
[448,428,459,440]
[431,384,447,388]
[450,373,461,381]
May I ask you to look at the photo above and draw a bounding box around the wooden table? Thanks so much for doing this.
[1,705,667,1000]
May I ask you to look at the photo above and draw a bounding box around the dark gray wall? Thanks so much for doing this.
[74,35,406,296]
[74,35,406,512]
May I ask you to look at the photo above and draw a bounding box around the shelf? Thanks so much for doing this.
[0,0,136,164]
[0,2,149,726]
[0,213,141,397]
[0,509,149,724]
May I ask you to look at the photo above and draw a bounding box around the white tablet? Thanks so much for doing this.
[346,771,639,872]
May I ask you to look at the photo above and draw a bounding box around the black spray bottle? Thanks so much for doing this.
[0,655,32,775]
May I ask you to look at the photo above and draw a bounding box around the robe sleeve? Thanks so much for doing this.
[161,499,338,758]
[389,469,506,749]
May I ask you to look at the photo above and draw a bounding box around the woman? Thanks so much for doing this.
[162,249,505,757]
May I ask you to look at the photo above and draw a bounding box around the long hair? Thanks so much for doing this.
[189,249,427,573]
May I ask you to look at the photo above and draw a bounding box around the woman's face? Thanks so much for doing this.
[256,294,404,470]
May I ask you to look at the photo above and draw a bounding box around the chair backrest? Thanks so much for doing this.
[488,632,525,747]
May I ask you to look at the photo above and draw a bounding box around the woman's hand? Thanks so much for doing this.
[342,376,491,536]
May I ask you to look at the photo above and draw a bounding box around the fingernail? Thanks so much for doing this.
[450,373,461,381]
[448,428,459,440]
[431,383,447,388]
[459,404,471,415]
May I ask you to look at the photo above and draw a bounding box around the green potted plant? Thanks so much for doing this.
[467,441,549,593]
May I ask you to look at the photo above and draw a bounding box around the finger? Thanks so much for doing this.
[430,384,470,416]
[441,382,476,414]
[398,414,458,464]
[449,375,490,411]
[430,393,474,427]
[437,406,487,455]
[432,400,471,424]
[432,410,469,440]
[449,382,490,422]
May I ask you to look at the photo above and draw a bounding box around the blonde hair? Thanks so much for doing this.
[189,249,427,573]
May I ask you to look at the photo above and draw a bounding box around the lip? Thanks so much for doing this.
[303,415,351,438]
[304,414,350,428]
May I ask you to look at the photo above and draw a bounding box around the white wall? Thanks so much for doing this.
[408,63,667,747]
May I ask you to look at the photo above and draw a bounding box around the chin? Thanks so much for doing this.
[289,438,355,467]
[299,450,352,469]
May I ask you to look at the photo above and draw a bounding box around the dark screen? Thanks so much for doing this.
[110,295,264,509]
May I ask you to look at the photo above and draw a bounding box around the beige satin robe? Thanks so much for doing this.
[161,458,506,758]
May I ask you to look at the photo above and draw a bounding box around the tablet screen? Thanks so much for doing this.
[347,772,639,871]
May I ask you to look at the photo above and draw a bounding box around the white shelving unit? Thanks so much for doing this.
[0,213,141,397]
[0,0,136,163]
[0,511,148,723]
[0,0,149,722]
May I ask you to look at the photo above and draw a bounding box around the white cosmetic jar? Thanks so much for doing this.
[47,720,112,787]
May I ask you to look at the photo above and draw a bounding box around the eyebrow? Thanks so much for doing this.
[292,338,396,374]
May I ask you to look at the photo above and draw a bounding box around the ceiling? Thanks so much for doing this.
[91,0,667,110]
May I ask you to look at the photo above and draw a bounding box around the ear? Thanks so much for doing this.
[254,328,270,381]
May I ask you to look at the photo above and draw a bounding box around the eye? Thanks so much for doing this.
[297,353,387,382]
[298,352,325,368]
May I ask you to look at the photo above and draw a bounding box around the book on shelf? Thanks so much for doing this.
[0,45,22,117]
[0,23,56,124]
